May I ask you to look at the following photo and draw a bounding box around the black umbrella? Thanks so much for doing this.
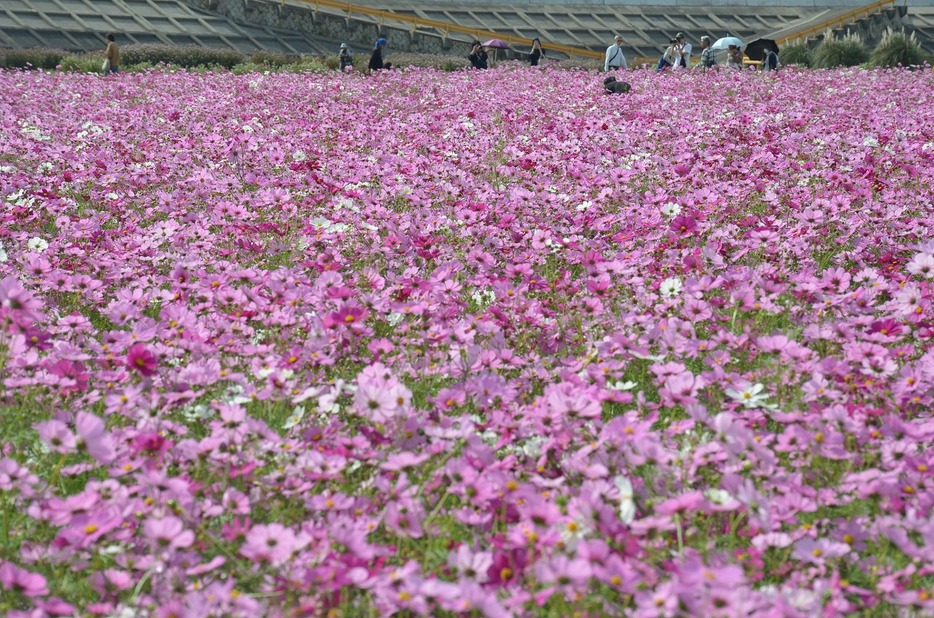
[744,39,780,62]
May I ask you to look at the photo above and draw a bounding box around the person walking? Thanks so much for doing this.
[368,38,387,73]
[339,43,353,71]
[102,33,120,74]
[528,38,544,66]
[604,35,628,71]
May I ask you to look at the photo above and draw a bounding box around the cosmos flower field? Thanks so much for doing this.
[1,64,934,617]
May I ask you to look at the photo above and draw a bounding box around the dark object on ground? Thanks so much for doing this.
[745,39,780,61]
[604,75,631,94]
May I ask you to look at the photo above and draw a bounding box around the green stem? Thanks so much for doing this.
[675,515,684,555]
[47,454,68,491]
[423,489,452,527]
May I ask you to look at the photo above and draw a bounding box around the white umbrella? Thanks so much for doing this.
[711,37,744,51]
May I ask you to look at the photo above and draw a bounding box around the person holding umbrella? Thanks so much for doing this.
[727,44,744,69]
[604,34,628,71]
[763,49,780,71]
[745,39,780,70]
[482,39,510,65]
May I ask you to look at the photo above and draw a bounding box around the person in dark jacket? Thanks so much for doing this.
[339,43,353,71]
[763,50,780,71]
[603,75,631,94]
[528,38,544,66]
[468,41,489,69]
[368,38,387,73]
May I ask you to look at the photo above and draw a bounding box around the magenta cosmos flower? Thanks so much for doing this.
[126,343,158,377]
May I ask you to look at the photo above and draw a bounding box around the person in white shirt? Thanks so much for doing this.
[604,35,629,71]
[674,32,692,68]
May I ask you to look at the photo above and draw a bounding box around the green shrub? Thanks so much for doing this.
[249,51,301,67]
[780,43,813,67]
[230,62,267,75]
[120,44,243,69]
[57,53,102,73]
[290,57,330,73]
[0,48,66,70]
[869,27,925,67]
[812,31,869,68]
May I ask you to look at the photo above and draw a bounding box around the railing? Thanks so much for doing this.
[777,0,901,46]
[278,0,604,60]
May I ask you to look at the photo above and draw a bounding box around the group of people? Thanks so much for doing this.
[339,38,393,73]
[602,32,779,73]
[343,32,780,75]
[659,33,779,72]
[339,35,548,72]
[101,28,777,78]
[466,37,545,69]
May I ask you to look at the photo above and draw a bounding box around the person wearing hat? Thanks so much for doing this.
[674,32,692,68]
[604,34,628,72]
[339,43,353,71]
[368,38,387,73]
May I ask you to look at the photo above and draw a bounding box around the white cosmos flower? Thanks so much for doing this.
[27,237,49,252]
[661,202,682,217]
[725,383,776,409]
[0,242,7,263]
[614,475,636,524]
[659,277,683,298]
[283,405,306,430]
[704,488,733,505]
[608,380,638,392]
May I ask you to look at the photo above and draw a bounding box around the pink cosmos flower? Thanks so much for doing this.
[75,412,116,464]
[35,419,77,454]
[0,277,45,329]
[56,506,123,549]
[240,523,309,566]
[354,382,398,424]
[544,384,601,419]
[322,304,368,329]
[0,561,49,597]
[907,252,934,279]
[534,555,593,598]
[143,516,194,551]
[448,545,493,582]
[126,343,158,377]
[670,214,698,236]
[792,538,850,565]
[659,371,705,406]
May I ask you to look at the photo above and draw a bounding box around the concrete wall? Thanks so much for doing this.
[185,0,473,55]
[404,0,934,5]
